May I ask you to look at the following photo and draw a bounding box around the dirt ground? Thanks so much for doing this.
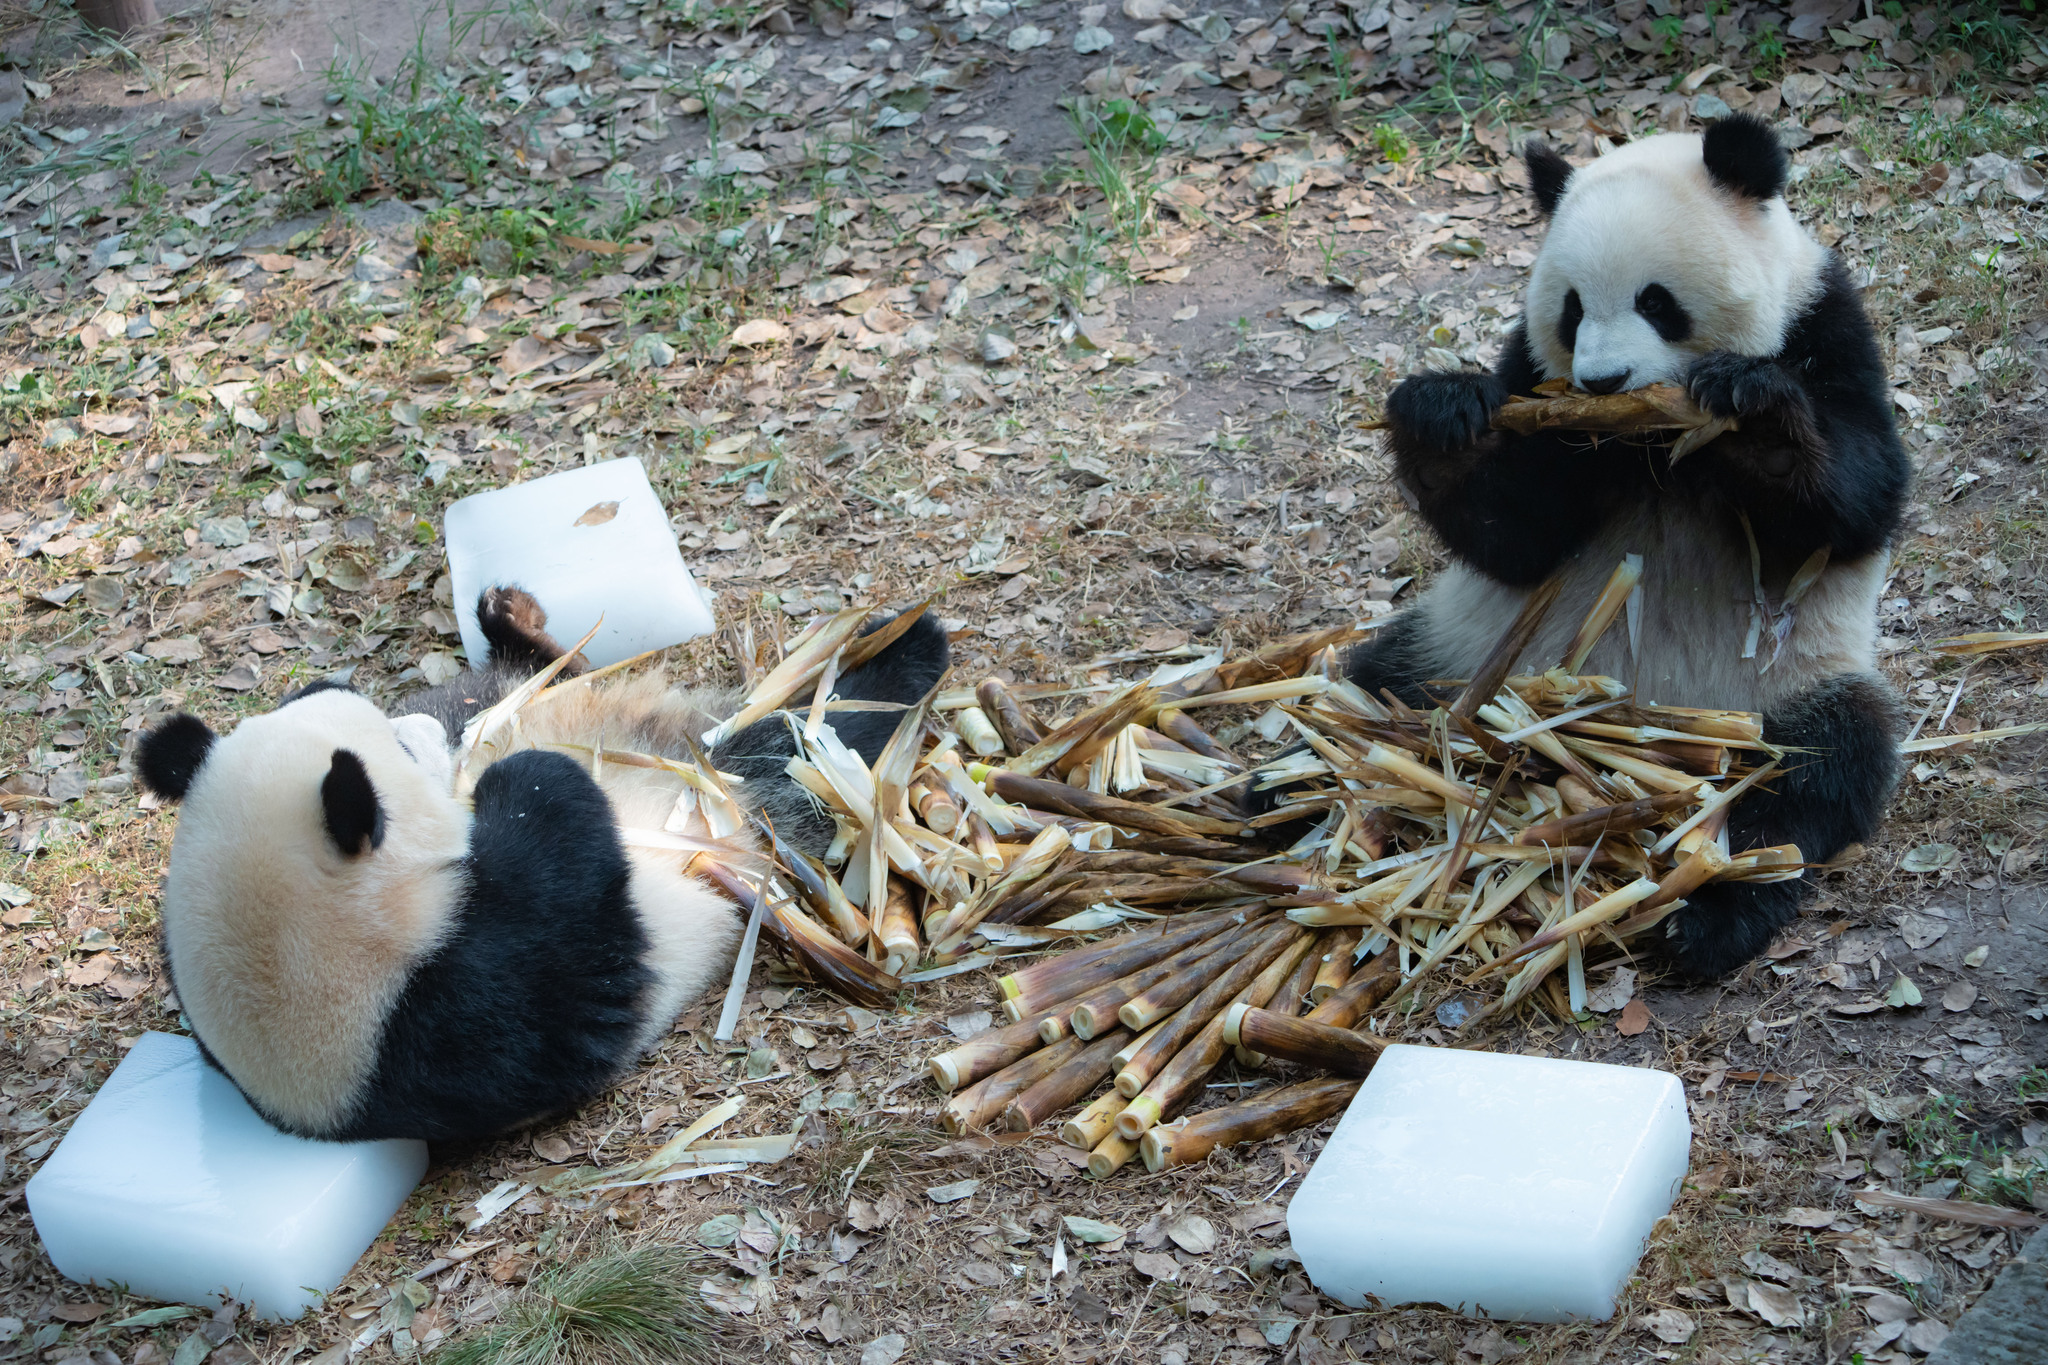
[1,1,2045,1363]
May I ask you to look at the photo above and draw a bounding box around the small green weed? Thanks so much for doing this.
[1371,122,1414,164]
[416,206,557,280]
[436,1244,722,1365]
[1069,97,1167,248]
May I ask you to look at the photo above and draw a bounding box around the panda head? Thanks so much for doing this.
[134,683,471,1133]
[1521,115,1829,393]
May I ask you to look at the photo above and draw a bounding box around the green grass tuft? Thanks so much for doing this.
[436,1245,722,1365]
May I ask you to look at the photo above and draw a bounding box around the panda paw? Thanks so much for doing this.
[478,586,587,675]
[1686,351,1805,422]
[1386,371,1506,455]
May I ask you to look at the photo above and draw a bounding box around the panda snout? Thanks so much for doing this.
[1578,370,1631,395]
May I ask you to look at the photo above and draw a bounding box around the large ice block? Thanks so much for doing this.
[1288,1044,1689,1322]
[445,457,716,670]
[27,1033,427,1321]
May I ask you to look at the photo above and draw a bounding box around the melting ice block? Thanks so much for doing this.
[1288,1044,1689,1323]
[27,1033,427,1321]
[446,457,716,670]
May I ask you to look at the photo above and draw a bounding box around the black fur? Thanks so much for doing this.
[1663,674,1903,976]
[334,749,654,1140]
[477,584,587,674]
[1634,283,1692,342]
[135,713,216,801]
[1558,288,1584,351]
[1344,610,1442,712]
[715,609,953,853]
[1523,138,1574,216]
[1701,114,1790,202]
[322,749,385,855]
[279,678,359,706]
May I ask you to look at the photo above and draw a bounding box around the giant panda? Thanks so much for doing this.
[132,587,948,1142]
[1348,115,1909,977]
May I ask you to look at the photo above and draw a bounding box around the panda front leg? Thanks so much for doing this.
[1661,671,1903,977]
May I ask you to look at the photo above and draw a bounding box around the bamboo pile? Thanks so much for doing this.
[903,562,1800,1176]
[477,564,1795,1175]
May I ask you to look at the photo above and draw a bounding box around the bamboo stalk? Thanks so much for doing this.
[977,677,1048,751]
[1153,707,1243,766]
[1512,790,1697,847]
[1140,1079,1360,1171]
[1087,1129,1142,1178]
[1305,960,1397,1029]
[957,706,1005,757]
[1309,926,1363,1003]
[985,769,1243,838]
[1242,932,1330,1066]
[1117,917,1292,1034]
[998,907,1247,1018]
[1068,920,1262,1039]
[929,1004,1082,1093]
[1060,1090,1129,1149]
[1115,933,1316,1137]
[1003,1031,1130,1132]
[941,1035,1083,1134]
[1222,1006,1388,1078]
[1561,558,1642,674]
[877,874,921,976]
[910,773,963,835]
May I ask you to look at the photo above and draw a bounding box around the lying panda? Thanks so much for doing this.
[1356,115,1908,976]
[133,587,947,1142]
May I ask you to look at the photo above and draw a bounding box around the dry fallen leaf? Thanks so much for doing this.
[729,318,791,347]
[574,500,620,527]
[1616,999,1652,1036]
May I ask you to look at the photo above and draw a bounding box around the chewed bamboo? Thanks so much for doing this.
[958,706,1005,757]
[1141,1079,1361,1171]
[877,875,921,976]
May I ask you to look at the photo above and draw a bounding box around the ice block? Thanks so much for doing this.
[445,457,717,670]
[27,1033,427,1321]
[1287,1044,1690,1322]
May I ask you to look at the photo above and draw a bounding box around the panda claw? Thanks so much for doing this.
[1686,350,1801,422]
[1386,371,1507,454]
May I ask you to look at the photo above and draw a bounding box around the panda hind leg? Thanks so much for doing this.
[1344,607,1442,711]
[1661,672,1902,978]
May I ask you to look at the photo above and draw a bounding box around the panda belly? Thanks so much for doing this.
[1416,498,1886,711]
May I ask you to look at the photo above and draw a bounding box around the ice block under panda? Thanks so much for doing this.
[26,1032,427,1321]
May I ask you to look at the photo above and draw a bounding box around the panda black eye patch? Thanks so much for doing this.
[1558,288,1583,350]
[1633,283,1692,342]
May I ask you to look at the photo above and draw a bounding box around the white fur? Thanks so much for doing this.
[164,690,471,1132]
[1525,132,1828,389]
[1415,515,1885,712]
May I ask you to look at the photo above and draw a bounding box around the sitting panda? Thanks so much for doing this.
[1353,115,1908,976]
[132,587,948,1142]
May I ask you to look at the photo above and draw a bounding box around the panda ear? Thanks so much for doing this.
[322,749,385,856]
[1702,114,1789,201]
[136,714,216,801]
[1522,138,1574,217]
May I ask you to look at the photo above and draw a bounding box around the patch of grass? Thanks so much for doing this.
[1069,97,1167,250]
[417,205,558,281]
[1897,1092,2046,1209]
[436,1244,723,1365]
